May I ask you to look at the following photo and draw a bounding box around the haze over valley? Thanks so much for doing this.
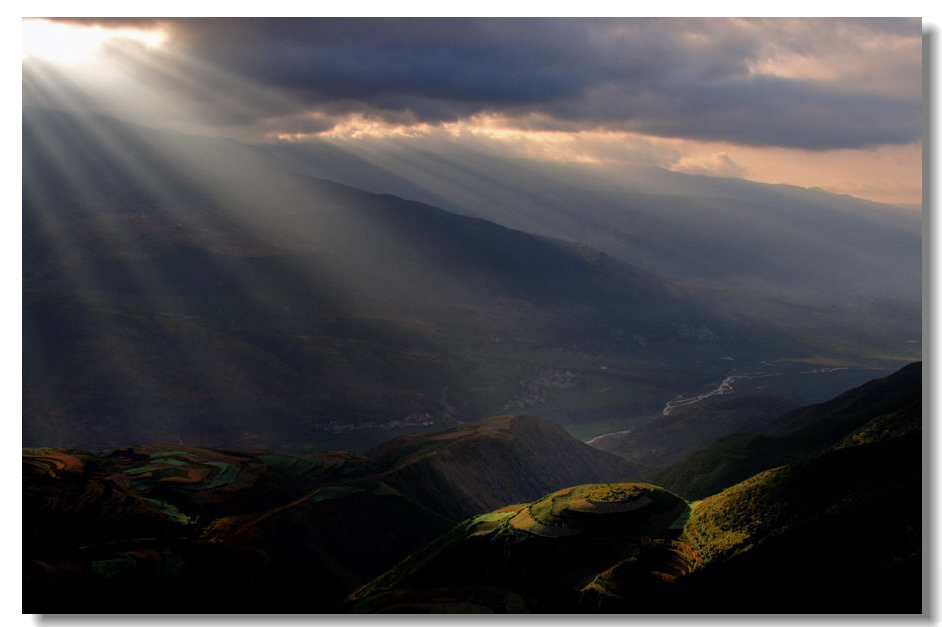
[23,106,920,453]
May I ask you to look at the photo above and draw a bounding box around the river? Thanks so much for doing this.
[582,365,852,444]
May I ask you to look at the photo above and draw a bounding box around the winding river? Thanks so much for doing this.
[582,365,853,444]
[662,372,783,415]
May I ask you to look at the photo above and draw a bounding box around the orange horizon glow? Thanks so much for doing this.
[277,114,922,207]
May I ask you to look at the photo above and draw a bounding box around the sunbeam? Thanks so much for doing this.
[22,18,164,65]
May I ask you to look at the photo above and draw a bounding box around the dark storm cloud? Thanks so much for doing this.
[173,19,622,106]
[50,17,922,149]
[546,75,922,149]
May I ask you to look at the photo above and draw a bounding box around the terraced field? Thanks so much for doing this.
[24,415,639,613]
[22,444,385,612]
[506,483,688,539]
[347,482,694,612]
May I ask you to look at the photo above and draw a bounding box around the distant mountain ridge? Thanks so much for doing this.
[261,137,921,300]
[23,106,739,451]
[261,137,921,374]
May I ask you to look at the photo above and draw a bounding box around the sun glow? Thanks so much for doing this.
[22,19,164,65]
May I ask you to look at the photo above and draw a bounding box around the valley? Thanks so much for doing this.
[661,363,877,415]
[263,361,889,453]
[664,372,785,415]
[22,107,920,456]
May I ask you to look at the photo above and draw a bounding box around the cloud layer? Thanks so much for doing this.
[46,17,922,151]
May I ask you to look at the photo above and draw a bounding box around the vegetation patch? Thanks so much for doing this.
[501,483,686,540]
[582,539,701,599]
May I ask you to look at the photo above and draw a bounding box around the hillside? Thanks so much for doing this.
[23,445,378,612]
[345,372,922,613]
[22,371,923,613]
[367,414,639,520]
[634,361,921,500]
[346,482,693,613]
[673,399,921,612]
[24,107,747,452]
[263,138,922,356]
[588,395,798,470]
[24,414,635,612]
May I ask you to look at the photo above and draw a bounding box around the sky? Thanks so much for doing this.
[21,17,925,206]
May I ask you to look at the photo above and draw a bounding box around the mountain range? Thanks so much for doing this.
[264,136,921,322]
[22,107,919,453]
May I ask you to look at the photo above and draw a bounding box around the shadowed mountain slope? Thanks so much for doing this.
[366,414,640,520]
[588,394,799,471]
[24,107,734,452]
[346,482,693,613]
[672,399,922,613]
[263,139,921,345]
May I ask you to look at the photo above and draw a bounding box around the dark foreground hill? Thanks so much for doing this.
[347,365,922,613]
[346,482,694,613]
[23,414,634,613]
[366,414,640,520]
[23,364,922,613]
[673,405,922,613]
